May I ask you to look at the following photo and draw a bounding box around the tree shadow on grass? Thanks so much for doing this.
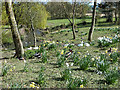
[85,69,97,73]
[49,62,58,66]
[0,57,9,60]
[71,68,82,71]
[52,77,64,81]
[95,79,106,85]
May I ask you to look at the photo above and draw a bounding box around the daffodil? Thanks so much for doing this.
[105,50,108,53]
[4,60,7,63]
[92,58,94,61]
[43,44,45,46]
[64,46,67,48]
[84,55,87,58]
[66,63,69,67]
[13,66,15,69]
[10,69,12,72]
[61,50,64,55]
[31,82,35,85]
[80,84,83,88]
[30,84,35,88]
[78,52,80,54]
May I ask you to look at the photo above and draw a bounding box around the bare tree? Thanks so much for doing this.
[118,1,120,24]
[5,0,24,59]
[88,0,97,41]
[72,0,76,39]
[62,1,76,39]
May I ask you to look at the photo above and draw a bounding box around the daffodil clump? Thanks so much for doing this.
[61,63,73,81]
[30,82,39,88]
[98,34,119,47]
[104,68,119,84]
[96,54,110,73]
[67,77,87,88]
[79,55,92,70]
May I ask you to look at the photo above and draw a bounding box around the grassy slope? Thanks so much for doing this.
[2,18,119,88]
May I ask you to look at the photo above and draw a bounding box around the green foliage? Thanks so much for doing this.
[79,55,91,70]
[2,64,9,76]
[10,82,24,88]
[67,78,87,88]
[110,52,118,63]
[24,50,36,59]
[14,2,49,29]
[2,30,13,45]
[57,55,66,67]
[23,62,29,72]
[47,43,57,50]
[41,51,48,63]
[96,59,110,73]
[61,68,72,81]
[105,68,119,84]
[71,53,80,65]
[37,66,46,87]
[2,3,9,25]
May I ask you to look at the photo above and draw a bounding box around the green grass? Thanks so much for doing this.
[2,23,119,88]
[47,18,116,27]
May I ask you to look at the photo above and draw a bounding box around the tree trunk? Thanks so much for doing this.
[5,1,24,59]
[115,10,117,24]
[118,1,120,25]
[31,21,36,47]
[72,1,76,40]
[106,12,113,22]
[88,0,97,41]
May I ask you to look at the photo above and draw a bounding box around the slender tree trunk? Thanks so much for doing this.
[115,10,117,24]
[72,1,76,40]
[106,12,113,22]
[118,1,120,25]
[5,1,24,59]
[31,21,36,47]
[88,0,97,41]
[27,3,36,47]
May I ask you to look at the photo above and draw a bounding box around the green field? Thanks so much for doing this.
[47,18,116,27]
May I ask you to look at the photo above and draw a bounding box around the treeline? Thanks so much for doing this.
[44,2,91,19]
